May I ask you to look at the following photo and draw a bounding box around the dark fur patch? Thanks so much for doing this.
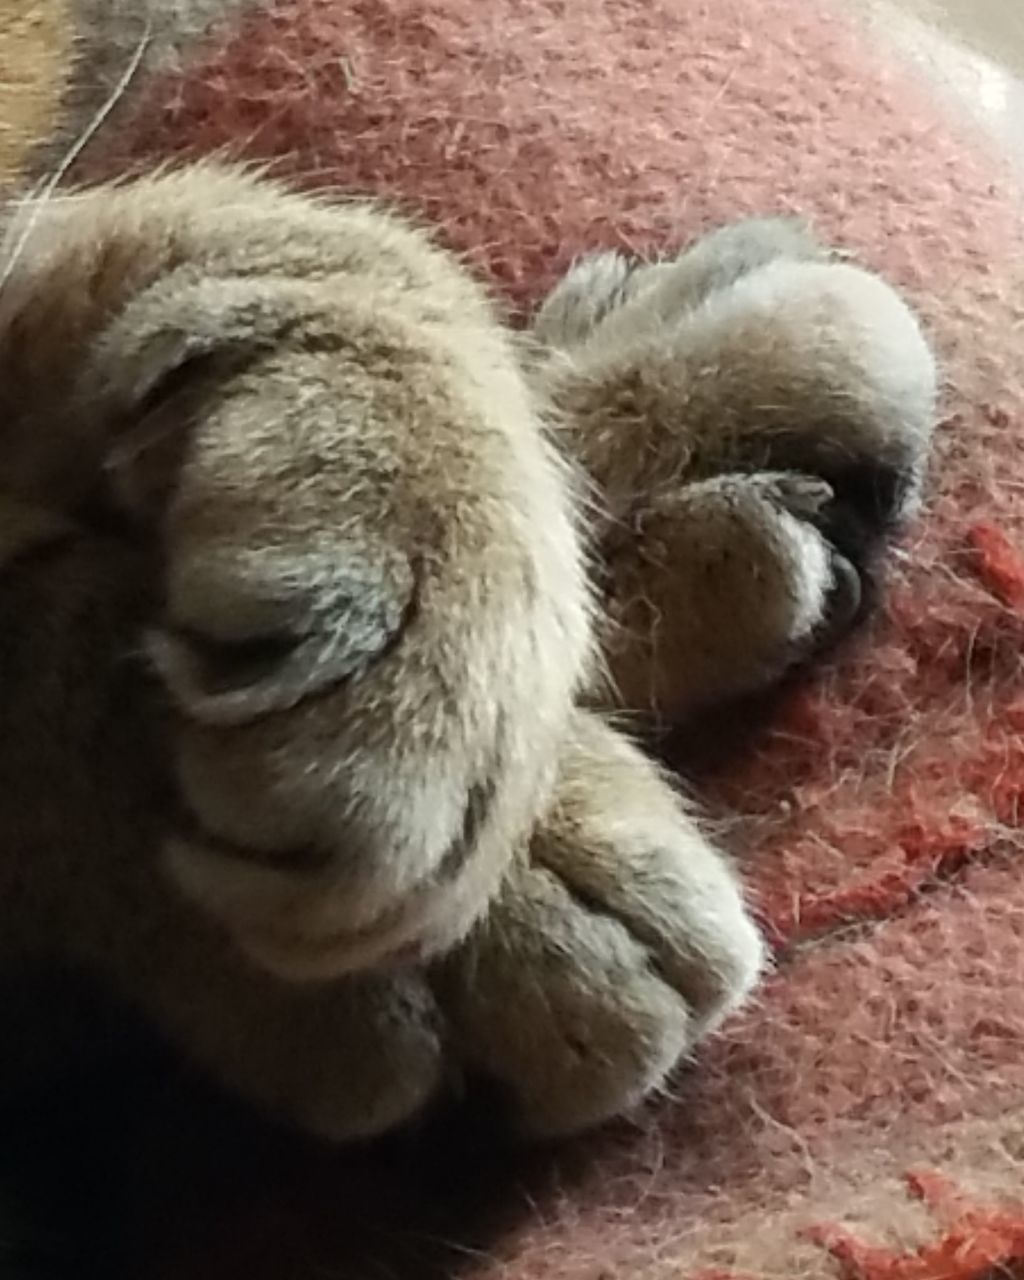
[818,459,911,562]
[436,774,498,884]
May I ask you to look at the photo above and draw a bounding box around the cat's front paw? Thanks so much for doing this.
[539,218,936,718]
[438,713,764,1136]
[147,713,761,1144]
[48,168,594,982]
[599,468,865,717]
[129,294,588,980]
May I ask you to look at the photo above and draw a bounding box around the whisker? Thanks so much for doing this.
[0,22,153,295]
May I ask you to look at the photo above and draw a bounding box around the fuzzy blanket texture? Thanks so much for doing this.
[3,1,1024,1277]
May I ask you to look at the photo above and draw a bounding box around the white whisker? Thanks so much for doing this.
[0,22,152,295]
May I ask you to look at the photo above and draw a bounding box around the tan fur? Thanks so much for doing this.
[0,166,936,1138]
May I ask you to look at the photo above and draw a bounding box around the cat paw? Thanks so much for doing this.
[437,713,764,1136]
[539,218,936,718]
[600,469,863,717]
[46,169,594,982]
[155,715,764,1144]
[533,215,827,350]
[541,212,936,540]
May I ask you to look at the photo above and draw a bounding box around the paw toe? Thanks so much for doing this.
[438,860,697,1137]
[440,718,768,1137]
[533,250,639,348]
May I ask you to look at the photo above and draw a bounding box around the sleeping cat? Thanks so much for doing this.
[0,164,935,1140]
